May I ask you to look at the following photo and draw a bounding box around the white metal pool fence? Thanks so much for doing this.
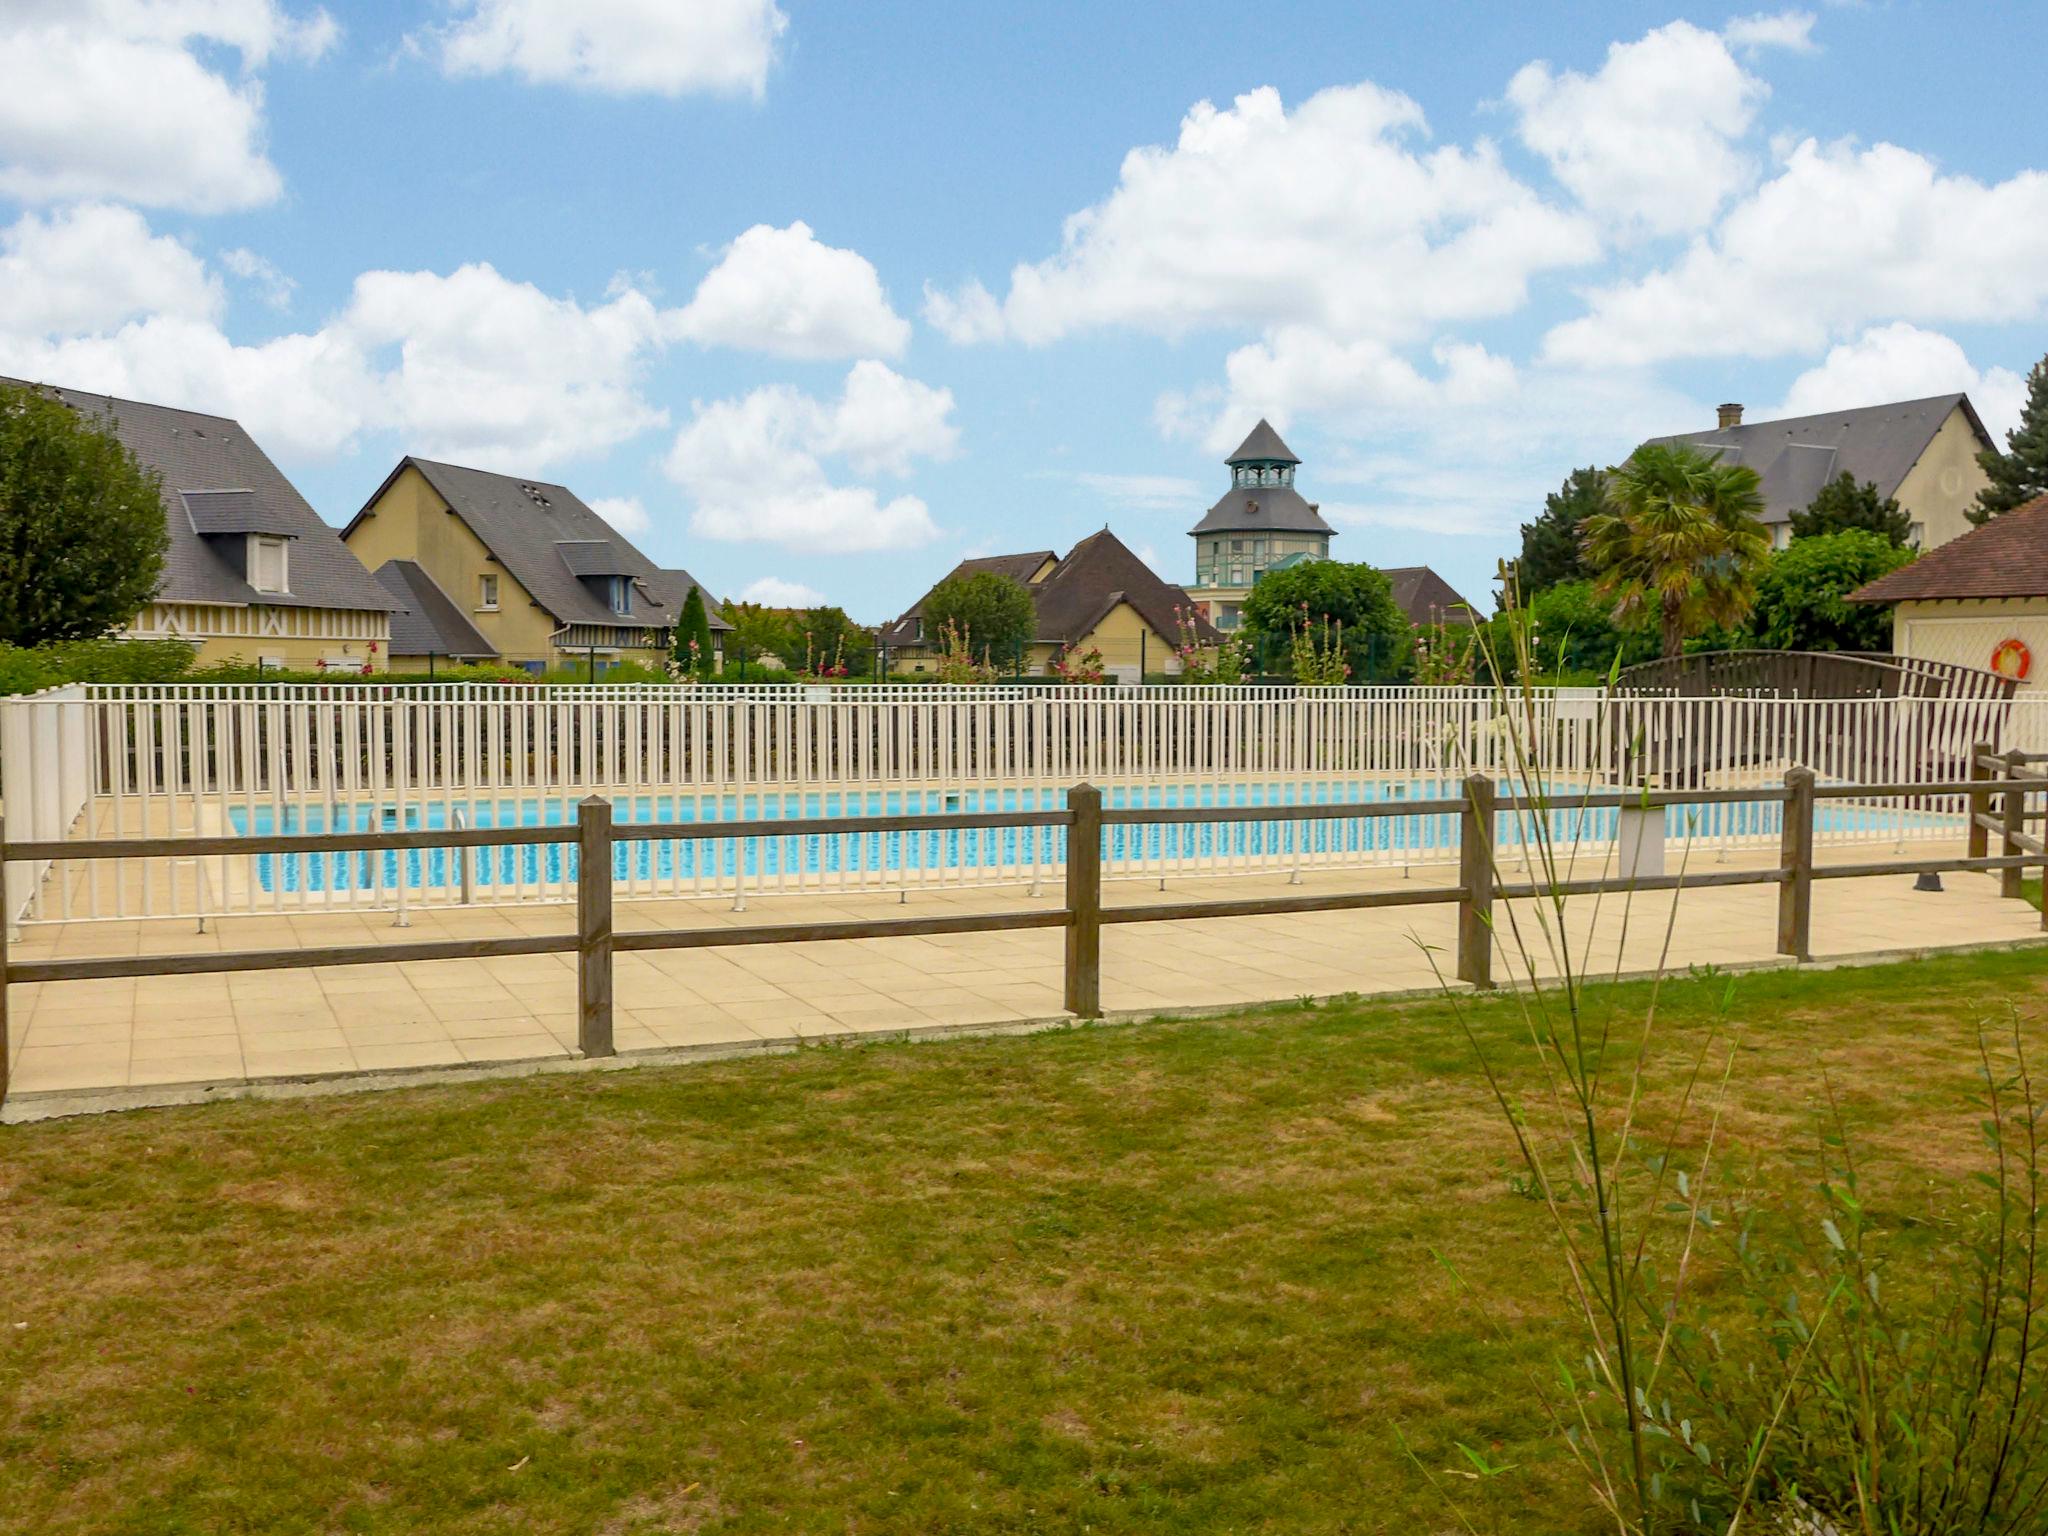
[4,681,2044,924]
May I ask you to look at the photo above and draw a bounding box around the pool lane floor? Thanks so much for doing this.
[6,840,2043,1118]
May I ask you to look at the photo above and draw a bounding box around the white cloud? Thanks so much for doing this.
[1771,323,2027,440]
[740,576,827,607]
[221,247,297,310]
[431,0,786,98]
[0,1,336,212]
[0,223,677,465]
[588,494,652,537]
[921,279,1006,345]
[1074,472,1204,512]
[1545,139,2048,366]
[0,316,376,458]
[672,222,909,359]
[0,205,220,336]
[342,263,670,467]
[927,82,1595,347]
[665,362,954,552]
[1164,329,1517,456]
[1722,10,1818,57]
[1507,21,1767,237]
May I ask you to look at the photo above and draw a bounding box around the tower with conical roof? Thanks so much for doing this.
[1185,420,1335,629]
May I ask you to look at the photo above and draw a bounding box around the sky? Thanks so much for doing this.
[3,2,2046,621]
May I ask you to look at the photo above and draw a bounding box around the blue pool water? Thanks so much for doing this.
[224,781,1954,895]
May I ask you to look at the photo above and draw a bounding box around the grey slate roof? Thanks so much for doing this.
[3,377,395,614]
[370,560,499,658]
[1653,393,1992,527]
[1190,484,1336,536]
[349,457,726,633]
[1385,566,1479,627]
[1227,419,1300,465]
[556,540,633,577]
[179,489,300,538]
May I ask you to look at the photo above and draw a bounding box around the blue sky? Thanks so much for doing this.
[3,2,2046,618]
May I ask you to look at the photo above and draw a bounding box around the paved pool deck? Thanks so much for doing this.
[6,840,2043,1120]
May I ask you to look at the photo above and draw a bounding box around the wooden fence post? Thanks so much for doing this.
[2002,749,2028,901]
[0,804,10,1105]
[1457,774,1496,988]
[1064,782,1102,1019]
[1968,741,1993,860]
[577,795,615,1057]
[1777,765,1814,962]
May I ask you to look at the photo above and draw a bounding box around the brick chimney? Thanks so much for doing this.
[1717,402,1744,429]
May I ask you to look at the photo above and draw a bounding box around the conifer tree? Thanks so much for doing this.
[1971,353,2048,523]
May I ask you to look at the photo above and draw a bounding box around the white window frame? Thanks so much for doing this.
[478,573,500,611]
[608,576,632,616]
[248,535,289,594]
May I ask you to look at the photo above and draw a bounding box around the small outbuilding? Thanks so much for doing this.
[1850,492,2048,691]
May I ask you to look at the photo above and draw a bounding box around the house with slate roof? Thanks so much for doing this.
[880,529,1217,682]
[342,457,729,673]
[1850,492,2048,693]
[4,378,397,670]
[1656,395,1996,553]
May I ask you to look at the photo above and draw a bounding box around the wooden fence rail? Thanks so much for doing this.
[4,763,2046,1104]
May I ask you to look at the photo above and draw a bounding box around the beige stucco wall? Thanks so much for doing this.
[346,465,558,664]
[1893,597,2048,693]
[185,634,385,671]
[1893,407,1994,552]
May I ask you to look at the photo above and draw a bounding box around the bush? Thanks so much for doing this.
[1745,529,1912,652]
[0,637,196,695]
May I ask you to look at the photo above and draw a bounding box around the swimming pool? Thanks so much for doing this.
[223,779,1961,896]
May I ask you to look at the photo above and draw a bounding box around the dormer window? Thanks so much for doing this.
[248,535,289,594]
[608,576,632,616]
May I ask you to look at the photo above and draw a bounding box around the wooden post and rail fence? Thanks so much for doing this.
[3,755,2045,1104]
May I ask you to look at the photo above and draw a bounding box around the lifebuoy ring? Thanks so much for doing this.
[1991,637,2032,680]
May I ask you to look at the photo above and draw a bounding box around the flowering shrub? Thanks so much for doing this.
[1050,643,1105,684]
[799,630,851,681]
[664,637,707,685]
[934,619,998,684]
[1171,605,1248,684]
[1409,617,1476,686]
[1288,604,1350,686]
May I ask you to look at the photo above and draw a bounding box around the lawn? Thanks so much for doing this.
[4,948,2045,1534]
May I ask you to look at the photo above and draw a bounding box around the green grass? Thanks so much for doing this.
[5,948,2047,1533]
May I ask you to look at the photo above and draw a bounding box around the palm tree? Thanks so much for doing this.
[1581,443,1768,659]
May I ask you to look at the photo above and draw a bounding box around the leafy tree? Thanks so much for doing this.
[1583,443,1769,659]
[1744,530,1912,653]
[722,601,799,671]
[1511,467,1604,597]
[1789,472,1914,546]
[1971,352,2048,523]
[1239,559,1410,681]
[922,571,1036,667]
[671,586,716,676]
[1476,578,1657,684]
[793,606,874,677]
[0,381,168,646]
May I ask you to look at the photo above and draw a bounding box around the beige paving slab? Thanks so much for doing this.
[7,844,2045,1112]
